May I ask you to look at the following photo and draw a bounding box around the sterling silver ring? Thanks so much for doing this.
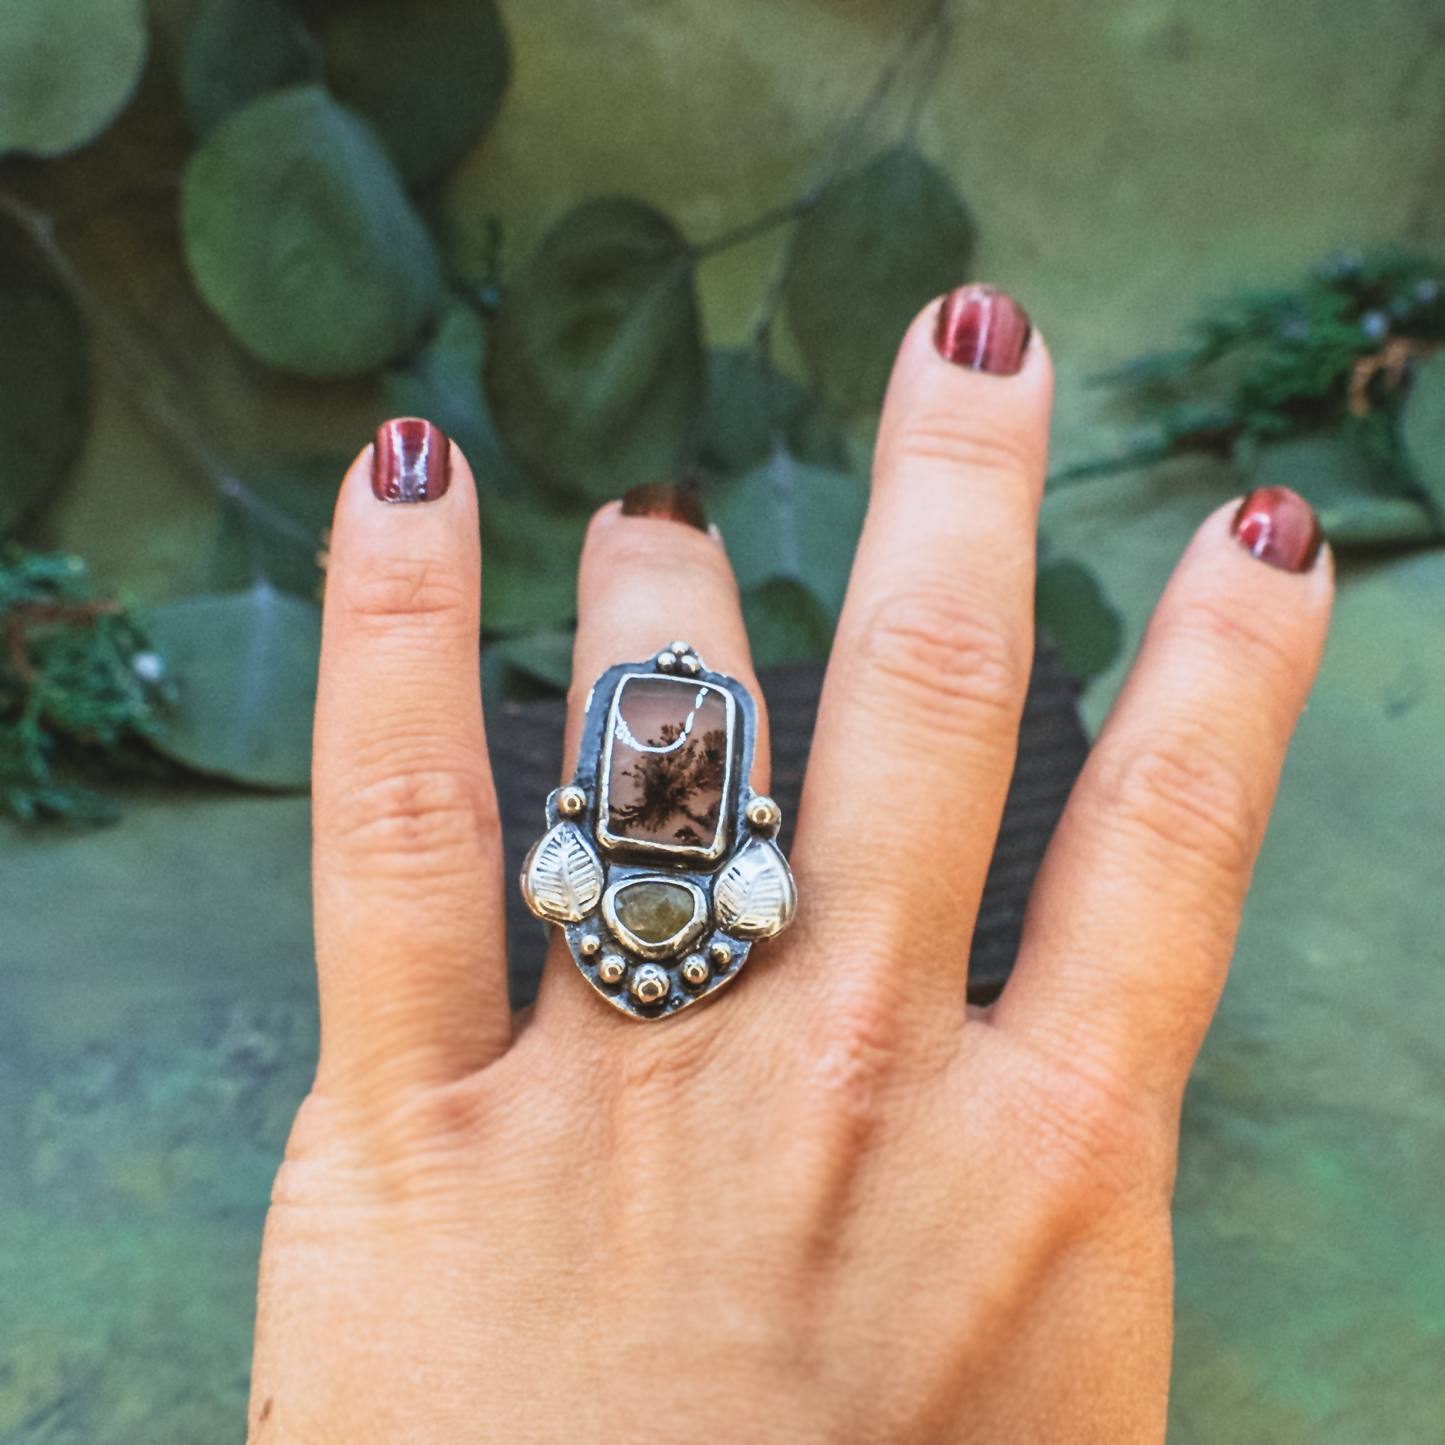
[521,642,797,1018]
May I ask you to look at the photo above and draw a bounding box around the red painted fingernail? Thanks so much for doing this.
[372,418,451,503]
[1231,487,1324,573]
[933,285,1032,375]
[620,479,708,532]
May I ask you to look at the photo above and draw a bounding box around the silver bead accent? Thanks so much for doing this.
[629,963,670,1006]
[745,795,781,831]
[557,785,587,817]
[597,955,627,985]
[655,650,677,673]
[669,640,691,656]
[707,940,732,968]
[680,954,709,988]
[579,933,601,957]
[677,654,701,677]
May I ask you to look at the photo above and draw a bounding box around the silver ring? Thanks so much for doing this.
[520,642,797,1018]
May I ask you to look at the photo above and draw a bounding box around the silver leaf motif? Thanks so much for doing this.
[522,822,604,924]
[712,839,797,940]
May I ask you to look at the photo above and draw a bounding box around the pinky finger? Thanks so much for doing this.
[997,488,1333,1106]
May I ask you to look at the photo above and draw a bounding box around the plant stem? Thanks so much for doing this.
[0,187,324,566]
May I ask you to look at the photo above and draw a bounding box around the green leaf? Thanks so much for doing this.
[710,451,867,619]
[783,145,976,414]
[1401,350,1445,520]
[741,578,834,667]
[299,0,510,188]
[700,348,851,476]
[478,489,589,633]
[1318,497,1439,550]
[208,455,345,599]
[491,628,574,692]
[181,84,445,378]
[484,199,704,506]
[1034,558,1123,683]
[1245,432,1406,510]
[181,0,322,138]
[0,0,148,157]
[0,276,90,538]
[145,582,321,789]
[386,304,520,491]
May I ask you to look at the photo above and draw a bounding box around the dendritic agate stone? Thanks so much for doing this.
[603,676,731,854]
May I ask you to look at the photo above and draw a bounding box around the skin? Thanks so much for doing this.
[247,303,1333,1443]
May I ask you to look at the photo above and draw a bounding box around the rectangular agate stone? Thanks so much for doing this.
[598,675,734,860]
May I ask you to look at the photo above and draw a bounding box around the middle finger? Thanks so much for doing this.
[796,287,1052,1002]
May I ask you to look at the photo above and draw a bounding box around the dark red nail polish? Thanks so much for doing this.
[933,285,1032,375]
[620,479,708,532]
[372,418,451,503]
[1231,487,1324,573]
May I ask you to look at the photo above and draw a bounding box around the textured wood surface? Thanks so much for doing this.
[493,641,1090,1008]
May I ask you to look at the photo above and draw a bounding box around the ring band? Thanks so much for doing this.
[521,642,796,1018]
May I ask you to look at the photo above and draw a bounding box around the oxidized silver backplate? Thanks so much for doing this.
[520,642,796,1018]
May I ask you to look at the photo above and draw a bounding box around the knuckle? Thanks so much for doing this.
[339,553,471,626]
[335,762,489,872]
[1098,726,1259,882]
[854,589,1027,734]
[1004,1052,1158,1210]
[887,409,1041,488]
[1173,592,1305,684]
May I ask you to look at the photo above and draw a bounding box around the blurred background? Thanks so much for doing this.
[1,0,1443,1438]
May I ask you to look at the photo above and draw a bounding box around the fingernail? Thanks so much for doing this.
[933,285,1032,375]
[372,418,451,503]
[1231,487,1324,573]
[620,479,708,532]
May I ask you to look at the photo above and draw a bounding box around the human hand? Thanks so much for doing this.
[248,287,1332,1443]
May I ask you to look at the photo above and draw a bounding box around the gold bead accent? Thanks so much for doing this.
[557,785,587,817]
[707,940,732,968]
[597,955,626,985]
[629,963,670,1006]
[579,933,601,957]
[745,795,781,830]
[680,954,709,988]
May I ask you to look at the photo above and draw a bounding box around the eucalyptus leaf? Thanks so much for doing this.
[145,582,321,789]
[1401,350,1445,519]
[181,0,322,137]
[300,0,510,187]
[1318,497,1439,550]
[1034,558,1123,683]
[784,145,976,414]
[700,348,851,475]
[181,85,445,377]
[741,578,834,667]
[208,455,346,599]
[0,0,148,157]
[0,278,90,537]
[478,490,589,633]
[386,304,518,490]
[710,451,867,619]
[1245,431,1405,509]
[491,628,574,692]
[484,199,704,505]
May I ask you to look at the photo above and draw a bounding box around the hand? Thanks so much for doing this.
[248,287,1332,1443]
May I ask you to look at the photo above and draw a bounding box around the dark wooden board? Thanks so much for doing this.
[492,640,1091,1008]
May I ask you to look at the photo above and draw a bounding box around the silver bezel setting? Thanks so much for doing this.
[595,673,736,865]
[600,876,708,960]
